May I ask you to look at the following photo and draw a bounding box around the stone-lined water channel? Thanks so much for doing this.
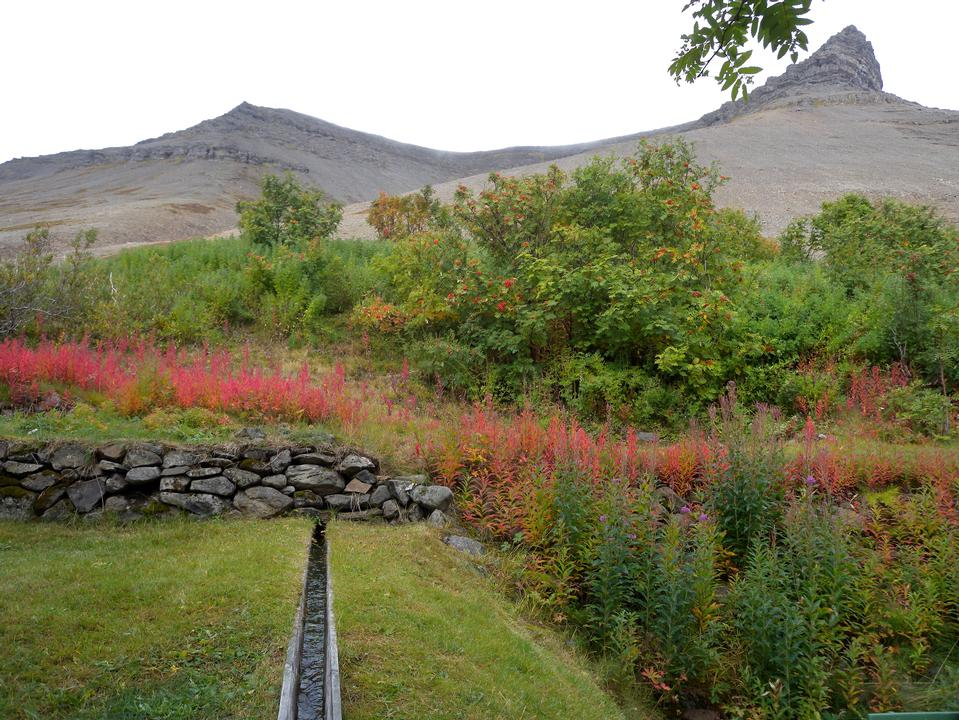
[278,523,341,720]
[297,527,329,718]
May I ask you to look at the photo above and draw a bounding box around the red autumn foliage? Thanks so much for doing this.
[0,337,366,429]
[1,339,956,535]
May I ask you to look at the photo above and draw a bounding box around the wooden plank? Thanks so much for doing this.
[325,539,342,720]
[277,535,310,720]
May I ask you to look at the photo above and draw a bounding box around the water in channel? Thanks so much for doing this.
[296,528,328,719]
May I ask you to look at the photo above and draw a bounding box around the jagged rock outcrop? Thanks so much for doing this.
[700,25,888,125]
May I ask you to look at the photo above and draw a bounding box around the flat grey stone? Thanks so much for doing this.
[269,449,292,473]
[34,484,66,513]
[292,451,337,466]
[386,479,411,507]
[104,475,128,493]
[104,495,130,512]
[369,485,391,508]
[126,466,161,485]
[233,486,293,518]
[98,460,125,473]
[67,478,107,513]
[294,490,325,508]
[190,476,235,496]
[163,450,198,468]
[3,460,43,477]
[261,474,287,489]
[285,465,344,494]
[382,499,400,520]
[410,484,453,512]
[353,469,378,485]
[427,509,450,528]
[97,443,127,462]
[159,491,230,516]
[159,476,190,492]
[125,447,162,468]
[186,467,221,479]
[51,444,89,470]
[224,467,260,488]
[325,493,370,512]
[22,471,59,493]
[444,535,485,556]
[161,466,189,476]
[337,508,383,522]
[238,458,270,475]
[200,457,233,468]
[336,453,376,478]
[40,499,74,521]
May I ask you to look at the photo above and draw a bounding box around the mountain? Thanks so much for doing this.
[1,26,957,254]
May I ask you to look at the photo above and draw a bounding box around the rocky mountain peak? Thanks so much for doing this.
[772,25,883,94]
[699,25,885,125]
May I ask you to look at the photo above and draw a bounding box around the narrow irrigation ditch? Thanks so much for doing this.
[278,523,342,720]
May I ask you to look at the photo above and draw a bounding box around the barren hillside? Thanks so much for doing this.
[1,26,956,254]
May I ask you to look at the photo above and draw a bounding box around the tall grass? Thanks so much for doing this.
[89,235,390,342]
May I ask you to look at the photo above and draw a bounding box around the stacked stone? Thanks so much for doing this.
[0,440,453,524]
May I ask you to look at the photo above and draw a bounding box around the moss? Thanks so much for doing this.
[140,498,171,516]
[0,486,36,500]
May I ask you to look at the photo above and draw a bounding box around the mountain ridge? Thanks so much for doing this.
[2,25,957,254]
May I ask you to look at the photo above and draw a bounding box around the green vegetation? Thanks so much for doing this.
[329,521,654,720]
[354,141,958,435]
[0,225,96,336]
[0,518,312,719]
[237,172,342,248]
[13,142,958,438]
[464,393,959,717]
[0,402,332,446]
[4,143,959,717]
[89,233,389,342]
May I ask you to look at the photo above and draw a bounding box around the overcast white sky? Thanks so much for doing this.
[1,1,956,164]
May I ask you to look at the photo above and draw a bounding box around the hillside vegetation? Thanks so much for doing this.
[1,140,958,717]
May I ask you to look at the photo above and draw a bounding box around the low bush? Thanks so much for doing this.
[0,226,98,337]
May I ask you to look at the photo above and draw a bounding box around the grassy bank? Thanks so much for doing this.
[328,521,654,720]
[0,518,312,719]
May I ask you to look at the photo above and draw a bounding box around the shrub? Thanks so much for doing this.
[0,226,98,337]
[884,382,953,438]
[366,185,450,240]
[237,173,342,247]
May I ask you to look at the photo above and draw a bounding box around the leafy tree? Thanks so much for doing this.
[670,0,817,99]
[237,173,341,247]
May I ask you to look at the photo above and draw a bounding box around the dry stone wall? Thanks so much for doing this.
[0,439,454,524]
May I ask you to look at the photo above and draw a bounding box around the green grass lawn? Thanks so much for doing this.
[329,521,656,720]
[0,518,313,719]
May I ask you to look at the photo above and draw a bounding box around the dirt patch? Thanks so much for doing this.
[165,203,217,215]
